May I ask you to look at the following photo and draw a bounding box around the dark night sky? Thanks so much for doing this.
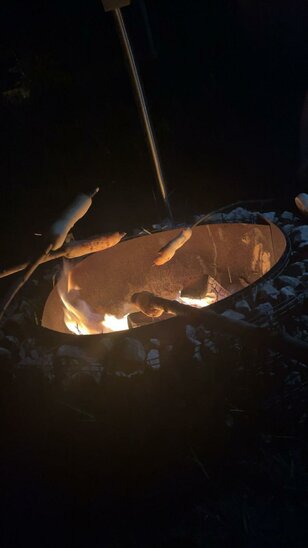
[1,0,308,263]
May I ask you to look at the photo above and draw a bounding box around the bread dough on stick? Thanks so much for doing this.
[49,188,99,251]
[153,227,192,266]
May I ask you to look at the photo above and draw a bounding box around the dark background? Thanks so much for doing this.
[1,0,308,267]
[0,2,308,546]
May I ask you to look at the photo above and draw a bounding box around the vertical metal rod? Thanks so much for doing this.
[113,8,173,221]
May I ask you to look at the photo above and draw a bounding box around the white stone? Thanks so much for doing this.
[222,309,245,321]
[261,211,277,222]
[225,207,250,221]
[109,338,146,376]
[281,224,294,235]
[296,242,308,255]
[150,338,160,348]
[116,337,146,364]
[234,299,251,315]
[279,286,296,301]
[300,272,308,285]
[292,225,308,245]
[280,211,294,222]
[255,302,274,317]
[286,262,305,277]
[146,349,160,369]
[276,275,302,289]
[193,348,203,365]
[57,345,87,360]
[186,324,201,345]
[257,282,279,303]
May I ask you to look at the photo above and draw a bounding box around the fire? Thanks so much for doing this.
[177,294,216,308]
[58,263,129,335]
[101,313,130,332]
[57,263,221,336]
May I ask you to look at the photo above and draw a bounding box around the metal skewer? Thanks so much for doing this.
[102,1,173,222]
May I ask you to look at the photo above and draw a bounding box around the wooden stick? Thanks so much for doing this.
[131,291,308,363]
[0,243,53,323]
[0,189,100,323]
[0,232,126,280]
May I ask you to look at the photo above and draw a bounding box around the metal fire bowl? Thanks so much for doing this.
[42,222,286,335]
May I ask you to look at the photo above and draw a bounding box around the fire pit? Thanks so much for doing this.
[42,217,287,336]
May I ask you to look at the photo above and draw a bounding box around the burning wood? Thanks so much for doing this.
[180,274,230,303]
[131,291,187,317]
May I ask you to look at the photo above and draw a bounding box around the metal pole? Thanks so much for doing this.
[113,8,173,221]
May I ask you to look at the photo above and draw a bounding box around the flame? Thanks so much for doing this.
[177,293,216,308]
[58,263,129,335]
[101,313,130,332]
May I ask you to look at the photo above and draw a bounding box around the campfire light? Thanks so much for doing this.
[178,294,216,308]
[58,263,130,335]
[43,221,287,336]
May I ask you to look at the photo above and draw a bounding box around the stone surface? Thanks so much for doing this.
[234,299,251,315]
[1,335,20,358]
[150,338,160,348]
[280,211,294,222]
[257,282,280,303]
[254,302,274,317]
[292,225,308,245]
[279,286,296,301]
[109,337,146,375]
[224,207,251,221]
[300,272,308,285]
[186,325,201,345]
[276,275,302,290]
[281,224,294,235]
[286,262,305,277]
[57,345,88,361]
[261,211,277,222]
[222,310,245,321]
[146,349,160,369]
[296,241,308,257]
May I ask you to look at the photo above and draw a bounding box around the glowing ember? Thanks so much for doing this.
[178,294,216,308]
[58,263,129,335]
[101,313,129,332]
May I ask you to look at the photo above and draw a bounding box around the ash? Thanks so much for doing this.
[1,206,307,547]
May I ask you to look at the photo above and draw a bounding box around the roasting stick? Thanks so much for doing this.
[131,291,308,364]
[0,189,100,323]
[153,214,208,266]
[0,231,126,280]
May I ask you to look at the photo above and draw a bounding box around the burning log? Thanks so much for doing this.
[0,232,126,280]
[131,291,308,363]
